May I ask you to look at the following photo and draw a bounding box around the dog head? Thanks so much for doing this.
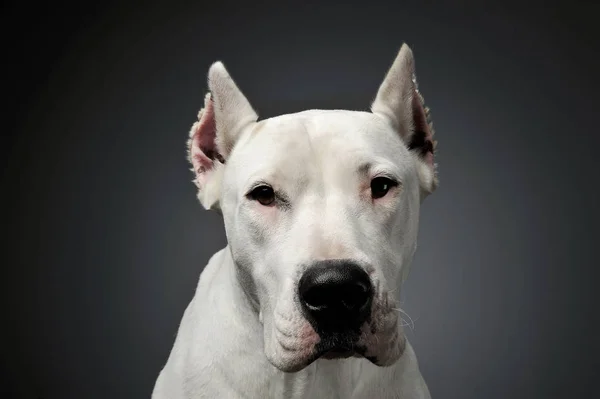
[187,44,437,372]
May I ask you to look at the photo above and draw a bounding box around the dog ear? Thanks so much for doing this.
[371,44,438,196]
[187,62,258,210]
[208,62,259,158]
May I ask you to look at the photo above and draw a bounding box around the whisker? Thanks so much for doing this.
[391,308,417,330]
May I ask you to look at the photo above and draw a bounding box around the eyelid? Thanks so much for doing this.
[246,180,272,196]
[371,171,401,185]
[245,180,291,205]
[363,160,401,182]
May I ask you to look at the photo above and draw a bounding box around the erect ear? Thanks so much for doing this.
[371,44,438,197]
[187,62,258,210]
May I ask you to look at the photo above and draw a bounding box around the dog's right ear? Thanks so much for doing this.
[187,62,258,210]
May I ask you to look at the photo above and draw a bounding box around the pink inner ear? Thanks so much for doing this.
[190,95,223,185]
[409,89,435,166]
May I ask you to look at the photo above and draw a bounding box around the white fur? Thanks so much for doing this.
[154,43,436,398]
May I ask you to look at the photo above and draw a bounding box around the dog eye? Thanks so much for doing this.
[370,177,398,199]
[249,185,276,206]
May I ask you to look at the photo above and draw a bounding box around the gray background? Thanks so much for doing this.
[3,1,599,398]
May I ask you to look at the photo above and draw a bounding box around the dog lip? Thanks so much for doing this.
[320,349,355,359]
[317,344,366,360]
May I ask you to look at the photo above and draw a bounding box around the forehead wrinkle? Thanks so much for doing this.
[240,116,318,190]
[235,110,410,194]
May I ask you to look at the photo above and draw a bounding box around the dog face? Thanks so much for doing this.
[187,44,437,372]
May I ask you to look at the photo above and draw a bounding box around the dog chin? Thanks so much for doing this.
[319,349,361,360]
[267,351,355,373]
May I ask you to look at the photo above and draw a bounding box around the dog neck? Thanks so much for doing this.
[221,246,261,315]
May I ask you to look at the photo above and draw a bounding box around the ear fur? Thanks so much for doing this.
[371,44,438,196]
[187,62,258,210]
[208,62,258,159]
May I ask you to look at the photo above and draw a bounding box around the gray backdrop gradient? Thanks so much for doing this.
[3,1,599,398]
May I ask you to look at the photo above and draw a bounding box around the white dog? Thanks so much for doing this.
[152,43,437,399]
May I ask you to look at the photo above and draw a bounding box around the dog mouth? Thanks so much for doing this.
[319,347,362,359]
[271,322,401,372]
[312,333,366,361]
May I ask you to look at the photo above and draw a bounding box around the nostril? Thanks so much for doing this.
[302,286,329,310]
[344,293,368,310]
[339,284,369,309]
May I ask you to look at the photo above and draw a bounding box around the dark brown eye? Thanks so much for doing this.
[370,177,398,199]
[249,185,276,206]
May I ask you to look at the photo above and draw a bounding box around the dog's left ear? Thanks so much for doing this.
[371,44,438,196]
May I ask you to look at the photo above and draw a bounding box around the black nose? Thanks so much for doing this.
[298,260,373,333]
